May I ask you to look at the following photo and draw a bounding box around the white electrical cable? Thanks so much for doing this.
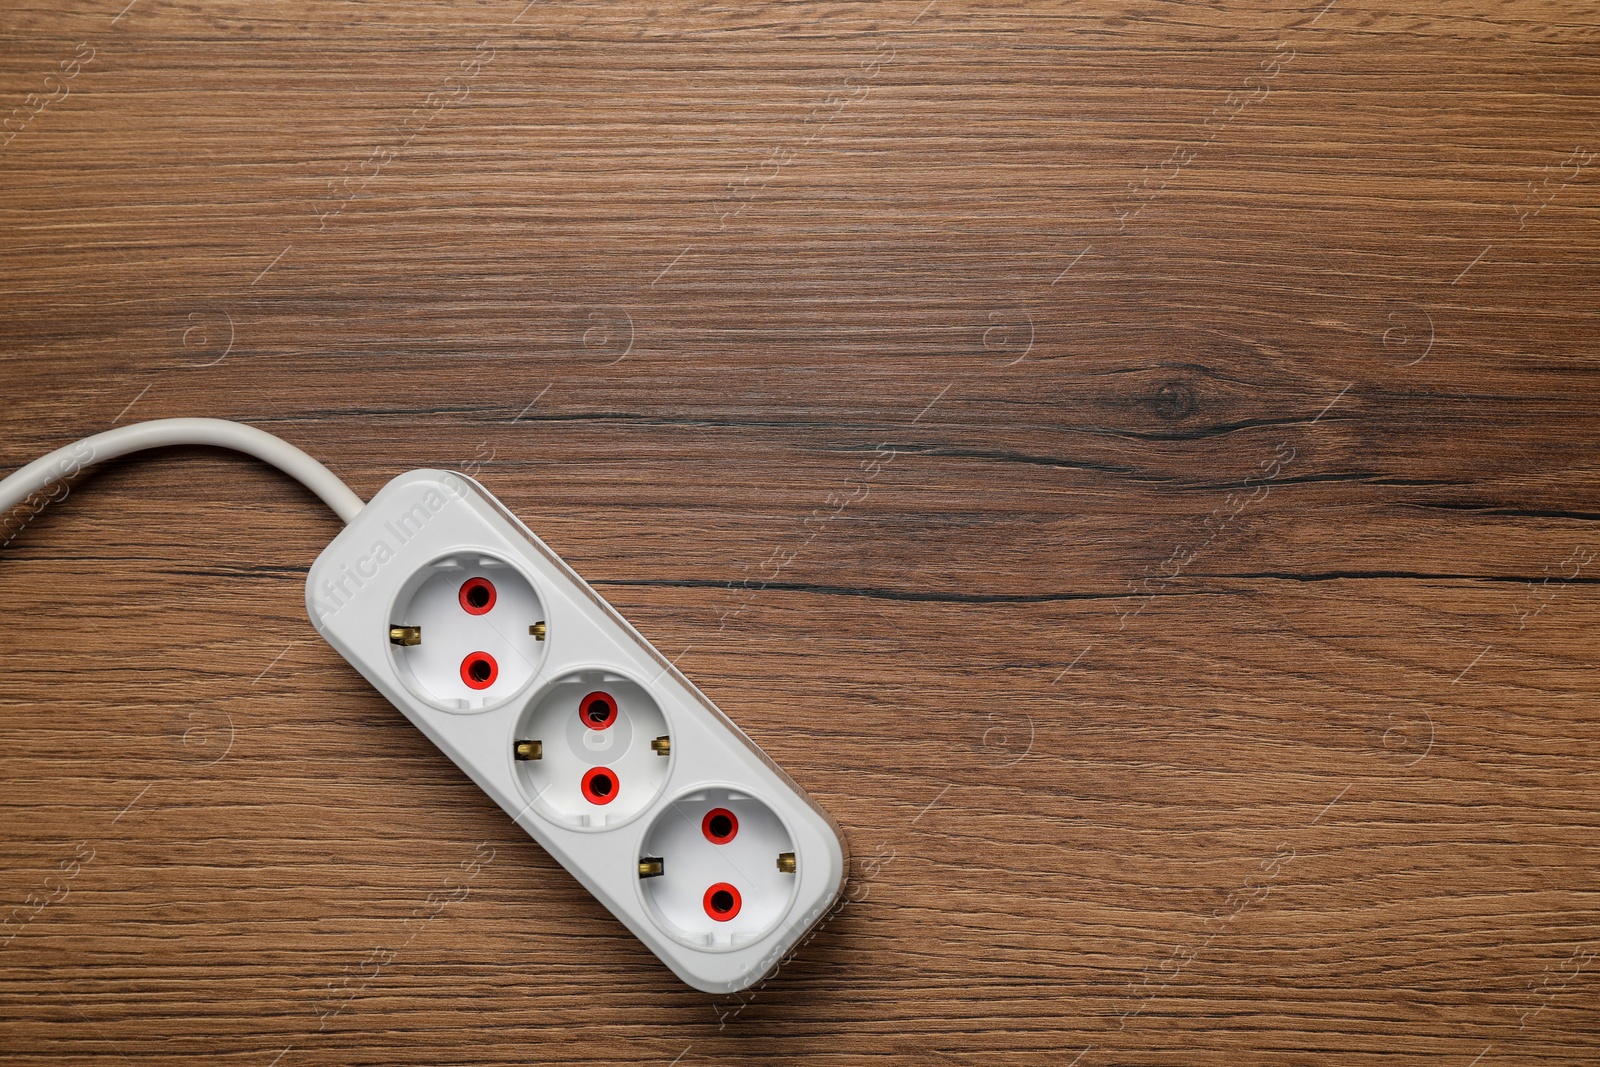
[0,418,364,524]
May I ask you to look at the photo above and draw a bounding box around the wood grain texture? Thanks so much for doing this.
[2,0,1598,1062]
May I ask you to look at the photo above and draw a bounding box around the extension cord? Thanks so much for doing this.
[0,419,848,993]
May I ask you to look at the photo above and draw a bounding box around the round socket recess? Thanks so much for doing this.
[388,552,547,712]
[638,787,798,950]
[512,669,670,830]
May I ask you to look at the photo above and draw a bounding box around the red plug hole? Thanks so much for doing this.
[579,691,618,730]
[702,808,739,844]
[460,652,498,690]
[581,767,619,805]
[459,577,497,615]
[703,882,741,921]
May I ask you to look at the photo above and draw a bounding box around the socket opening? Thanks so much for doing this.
[581,691,619,730]
[459,576,496,615]
[581,766,619,805]
[460,651,498,689]
[704,883,741,921]
[702,808,738,845]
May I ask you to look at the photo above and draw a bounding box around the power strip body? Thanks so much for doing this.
[305,469,846,993]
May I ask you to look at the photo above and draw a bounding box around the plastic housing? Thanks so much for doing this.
[304,469,847,993]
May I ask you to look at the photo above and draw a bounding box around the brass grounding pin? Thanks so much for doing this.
[638,857,664,879]
[651,735,670,756]
[529,622,547,641]
[513,739,542,761]
[777,852,796,874]
[389,625,421,646]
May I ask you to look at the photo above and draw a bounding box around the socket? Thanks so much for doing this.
[638,787,799,949]
[513,668,671,829]
[387,551,548,710]
[306,469,848,993]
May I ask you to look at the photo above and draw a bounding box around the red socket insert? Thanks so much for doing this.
[703,882,741,921]
[581,766,619,805]
[701,808,738,845]
[579,691,618,730]
[459,576,497,615]
[460,651,498,689]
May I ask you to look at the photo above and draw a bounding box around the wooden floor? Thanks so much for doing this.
[2,0,1598,1062]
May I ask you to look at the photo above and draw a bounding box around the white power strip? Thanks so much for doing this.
[0,420,848,994]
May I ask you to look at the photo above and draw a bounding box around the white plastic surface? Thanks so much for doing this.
[305,469,848,993]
